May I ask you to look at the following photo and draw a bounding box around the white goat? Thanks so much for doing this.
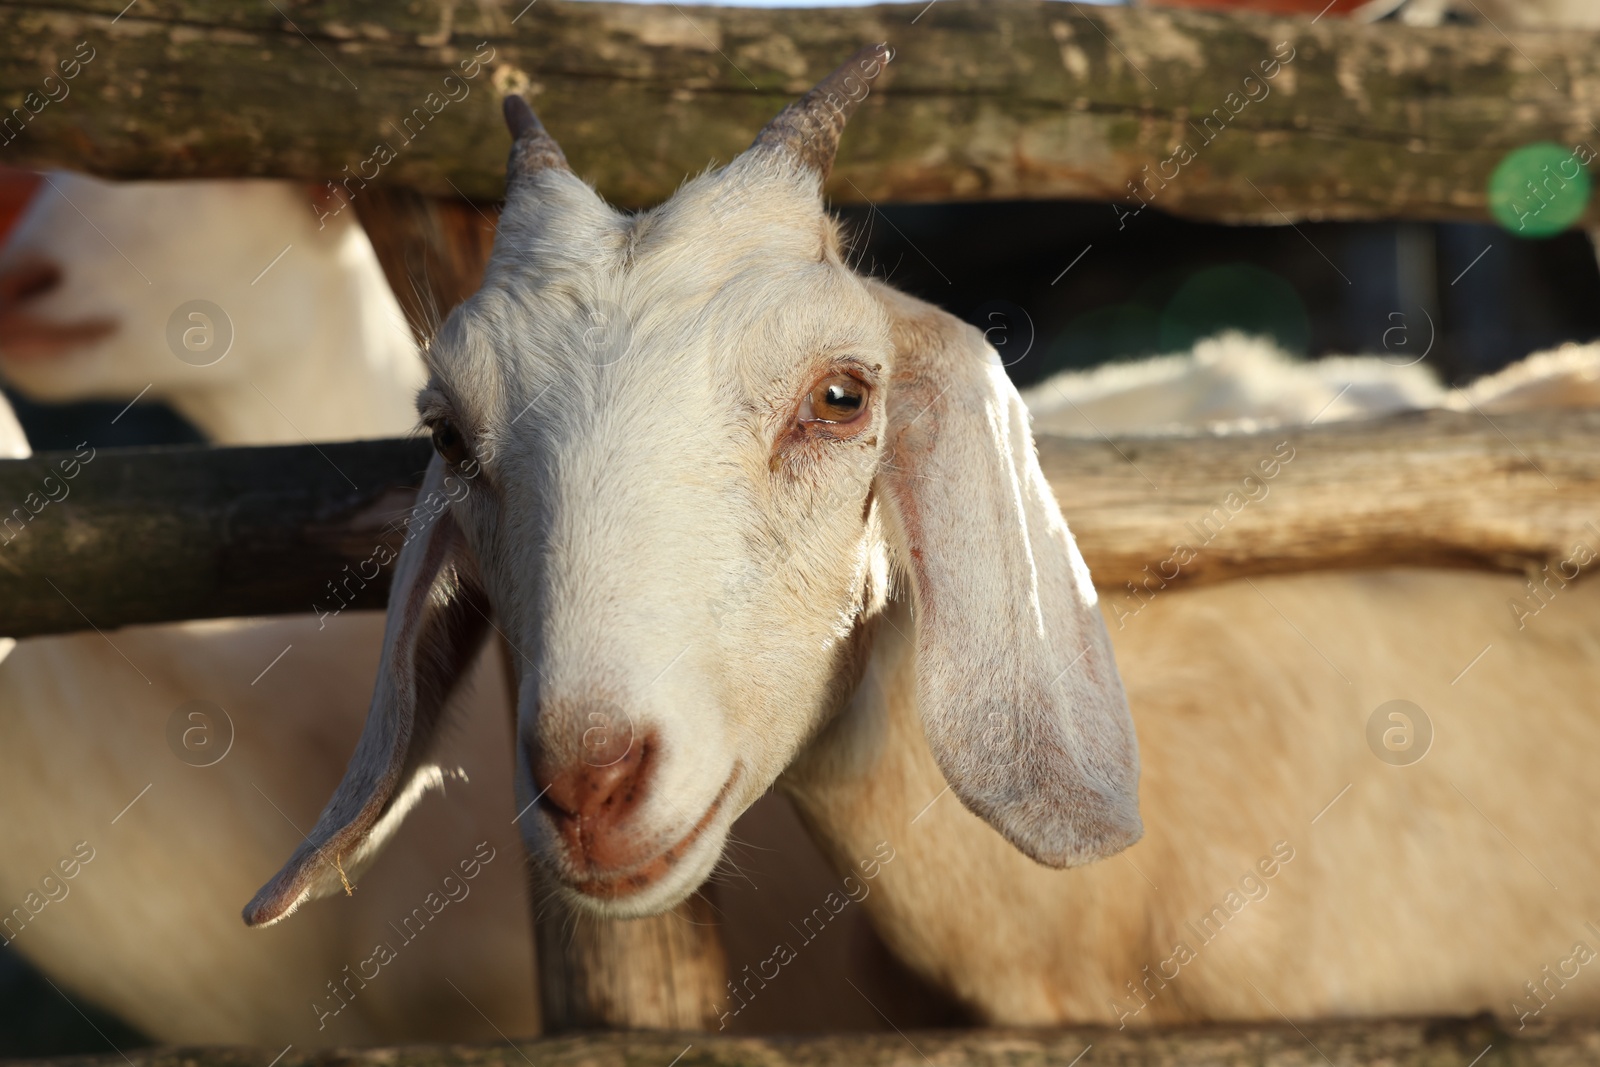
[1023,329,1600,435]
[244,47,1600,1032]
[0,175,535,1045]
[0,172,422,443]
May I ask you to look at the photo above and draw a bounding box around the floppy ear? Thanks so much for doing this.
[244,454,491,926]
[871,282,1142,867]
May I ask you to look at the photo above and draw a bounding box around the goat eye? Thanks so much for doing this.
[430,418,470,465]
[802,375,869,426]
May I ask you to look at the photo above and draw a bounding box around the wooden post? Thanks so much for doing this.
[351,189,499,344]
[533,883,728,1031]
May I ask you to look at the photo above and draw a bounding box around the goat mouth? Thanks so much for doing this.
[564,770,738,901]
[0,311,117,362]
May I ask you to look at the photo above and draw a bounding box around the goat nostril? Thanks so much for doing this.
[533,732,654,831]
[0,261,62,304]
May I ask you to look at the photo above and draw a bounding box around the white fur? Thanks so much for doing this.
[0,177,534,1045]
[1023,331,1443,436]
[0,172,423,443]
[784,338,1600,1024]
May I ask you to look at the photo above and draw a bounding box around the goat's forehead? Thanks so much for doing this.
[424,162,887,422]
[438,249,881,376]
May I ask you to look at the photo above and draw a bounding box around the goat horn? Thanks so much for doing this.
[750,43,893,180]
[502,95,570,186]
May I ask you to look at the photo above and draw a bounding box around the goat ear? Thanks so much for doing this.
[243,454,490,926]
[871,283,1142,867]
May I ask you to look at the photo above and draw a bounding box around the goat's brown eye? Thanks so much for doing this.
[430,418,470,466]
[801,374,869,426]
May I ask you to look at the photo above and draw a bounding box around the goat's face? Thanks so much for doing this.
[246,45,1143,929]
[421,158,896,911]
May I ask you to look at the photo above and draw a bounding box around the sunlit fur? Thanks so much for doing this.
[782,342,1600,1024]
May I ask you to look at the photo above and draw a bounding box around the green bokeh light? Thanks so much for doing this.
[1487,142,1593,238]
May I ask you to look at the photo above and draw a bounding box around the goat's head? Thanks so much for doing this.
[0,173,402,408]
[244,45,1141,926]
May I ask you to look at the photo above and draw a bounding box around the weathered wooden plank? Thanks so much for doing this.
[0,437,433,638]
[4,1,1600,223]
[1040,407,1600,601]
[0,1013,1578,1067]
[0,410,1595,639]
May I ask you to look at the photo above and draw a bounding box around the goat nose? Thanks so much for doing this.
[0,260,62,306]
[532,729,654,865]
[543,750,646,820]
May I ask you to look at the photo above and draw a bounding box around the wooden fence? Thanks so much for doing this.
[1,410,1597,637]
[7,1014,1594,1067]
[5,1,1600,223]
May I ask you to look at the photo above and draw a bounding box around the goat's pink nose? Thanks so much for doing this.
[533,729,655,869]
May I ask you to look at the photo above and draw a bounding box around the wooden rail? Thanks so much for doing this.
[1,410,1595,638]
[4,1,1600,223]
[1,1013,1581,1066]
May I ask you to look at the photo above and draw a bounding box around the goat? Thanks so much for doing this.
[1023,329,1600,435]
[245,47,1600,1030]
[0,171,423,443]
[0,175,535,1045]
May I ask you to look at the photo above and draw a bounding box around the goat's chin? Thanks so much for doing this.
[536,825,729,919]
